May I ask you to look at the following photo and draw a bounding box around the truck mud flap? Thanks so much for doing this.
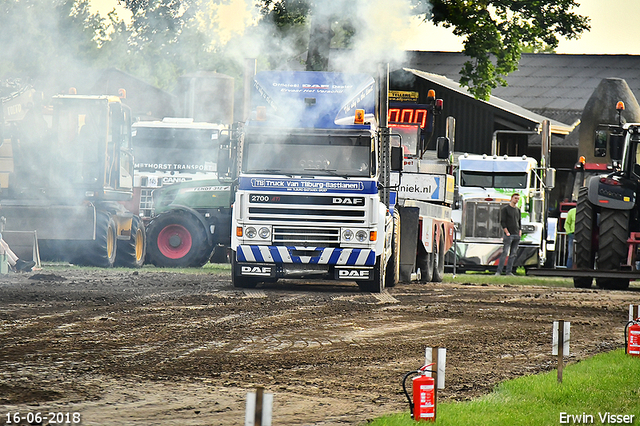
[237,263,276,278]
[397,205,419,282]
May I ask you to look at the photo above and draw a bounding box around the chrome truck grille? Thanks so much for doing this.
[463,200,508,239]
[247,193,367,247]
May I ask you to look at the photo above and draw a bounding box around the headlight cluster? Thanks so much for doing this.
[342,229,369,243]
[522,224,536,233]
[245,226,271,240]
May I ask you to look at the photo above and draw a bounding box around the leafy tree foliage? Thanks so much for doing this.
[0,0,109,84]
[256,0,589,99]
[419,0,590,99]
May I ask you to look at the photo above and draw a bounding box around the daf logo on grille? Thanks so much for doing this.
[332,197,364,205]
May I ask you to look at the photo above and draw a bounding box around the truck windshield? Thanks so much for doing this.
[132,127,219,173]
[243,130,372,177]
[461,171,527,188]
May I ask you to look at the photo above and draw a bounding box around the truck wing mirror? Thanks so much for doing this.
[391,146,403,172]
[609,133,624,161]
[436,136,450,159]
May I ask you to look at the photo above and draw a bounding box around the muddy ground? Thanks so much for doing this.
[1,266,639,426]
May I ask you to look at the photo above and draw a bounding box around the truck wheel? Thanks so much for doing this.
[358,255,386,293]
[385,212,400,287]
[231,251,259,288]
[75,211,117,267]
[417,241,433,283]
[432,228,446,282]
[115,216,146,268]
[596,208,630,290]
[573,187,594,289]
[146,210,213,268]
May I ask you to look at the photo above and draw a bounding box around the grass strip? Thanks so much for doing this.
[368,349,640,425]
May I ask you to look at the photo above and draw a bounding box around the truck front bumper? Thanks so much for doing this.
[235,245,376,280]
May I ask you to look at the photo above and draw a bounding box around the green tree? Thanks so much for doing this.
[420,0,590,99]
[0,0,111,83]
[255,0,589,99]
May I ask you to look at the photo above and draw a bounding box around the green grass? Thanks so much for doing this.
[444,267,575,288]
[40,261,231,275]
[367,349,640,425]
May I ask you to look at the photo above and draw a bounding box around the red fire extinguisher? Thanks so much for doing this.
[626,318,640,357]
[403,364,437,422]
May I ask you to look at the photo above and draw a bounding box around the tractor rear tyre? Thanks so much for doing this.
[432,228,446,282]
[573,187,595,289]
[146,210,213,268]
[74,211,117,267]
[596,208,630,290]
[115,216,146,268]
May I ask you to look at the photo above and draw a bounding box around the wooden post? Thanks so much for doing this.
[557,320,564,383]
[630,304,640,321]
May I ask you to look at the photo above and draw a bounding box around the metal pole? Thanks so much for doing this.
[378,63,390,207]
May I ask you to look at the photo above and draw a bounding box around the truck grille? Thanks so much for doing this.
[273,226,341,245]
[463,200,507,238]
[246,194,368,247]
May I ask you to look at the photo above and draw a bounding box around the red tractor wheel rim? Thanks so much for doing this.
[157,224,192,259]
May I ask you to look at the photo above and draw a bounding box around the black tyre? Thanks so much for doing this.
[115,216,146,268]
[358,255,386,293]
[573,187,595,289]
[75,211,117,267]
[385,212,400,287]
[231,251,259,288]
[596,208,630,290]
[416,241,434,283]
[146,210,213,268]
[432,228,446,282]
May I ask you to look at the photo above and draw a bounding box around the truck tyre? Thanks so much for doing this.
[146,210,213,268]
[574,187,595,289]
[385,212,400,287]
[115,216,146,268]
[596,208,630,290]
[416,240,433,283]
[432,228,446,282]
[74,211,117,267]
[358,255,386,293]
[231,251,259,288]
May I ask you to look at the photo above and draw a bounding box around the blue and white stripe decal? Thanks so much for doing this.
[238,176,378,194]
[237,245,375,266]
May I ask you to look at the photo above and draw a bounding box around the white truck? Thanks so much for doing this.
[449,153,556,272]
[229,70,454,292]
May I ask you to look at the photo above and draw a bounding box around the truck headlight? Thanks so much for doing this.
[355,230,368,242]
[343,229,354,241]
[258,227,270,239]
[522,224,536,233]
[245,226,257,239]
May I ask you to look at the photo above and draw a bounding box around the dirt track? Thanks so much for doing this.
[1,267,639,425]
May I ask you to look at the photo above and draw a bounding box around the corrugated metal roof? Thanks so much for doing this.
[403,52,640,116]
[404,68,574,135]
